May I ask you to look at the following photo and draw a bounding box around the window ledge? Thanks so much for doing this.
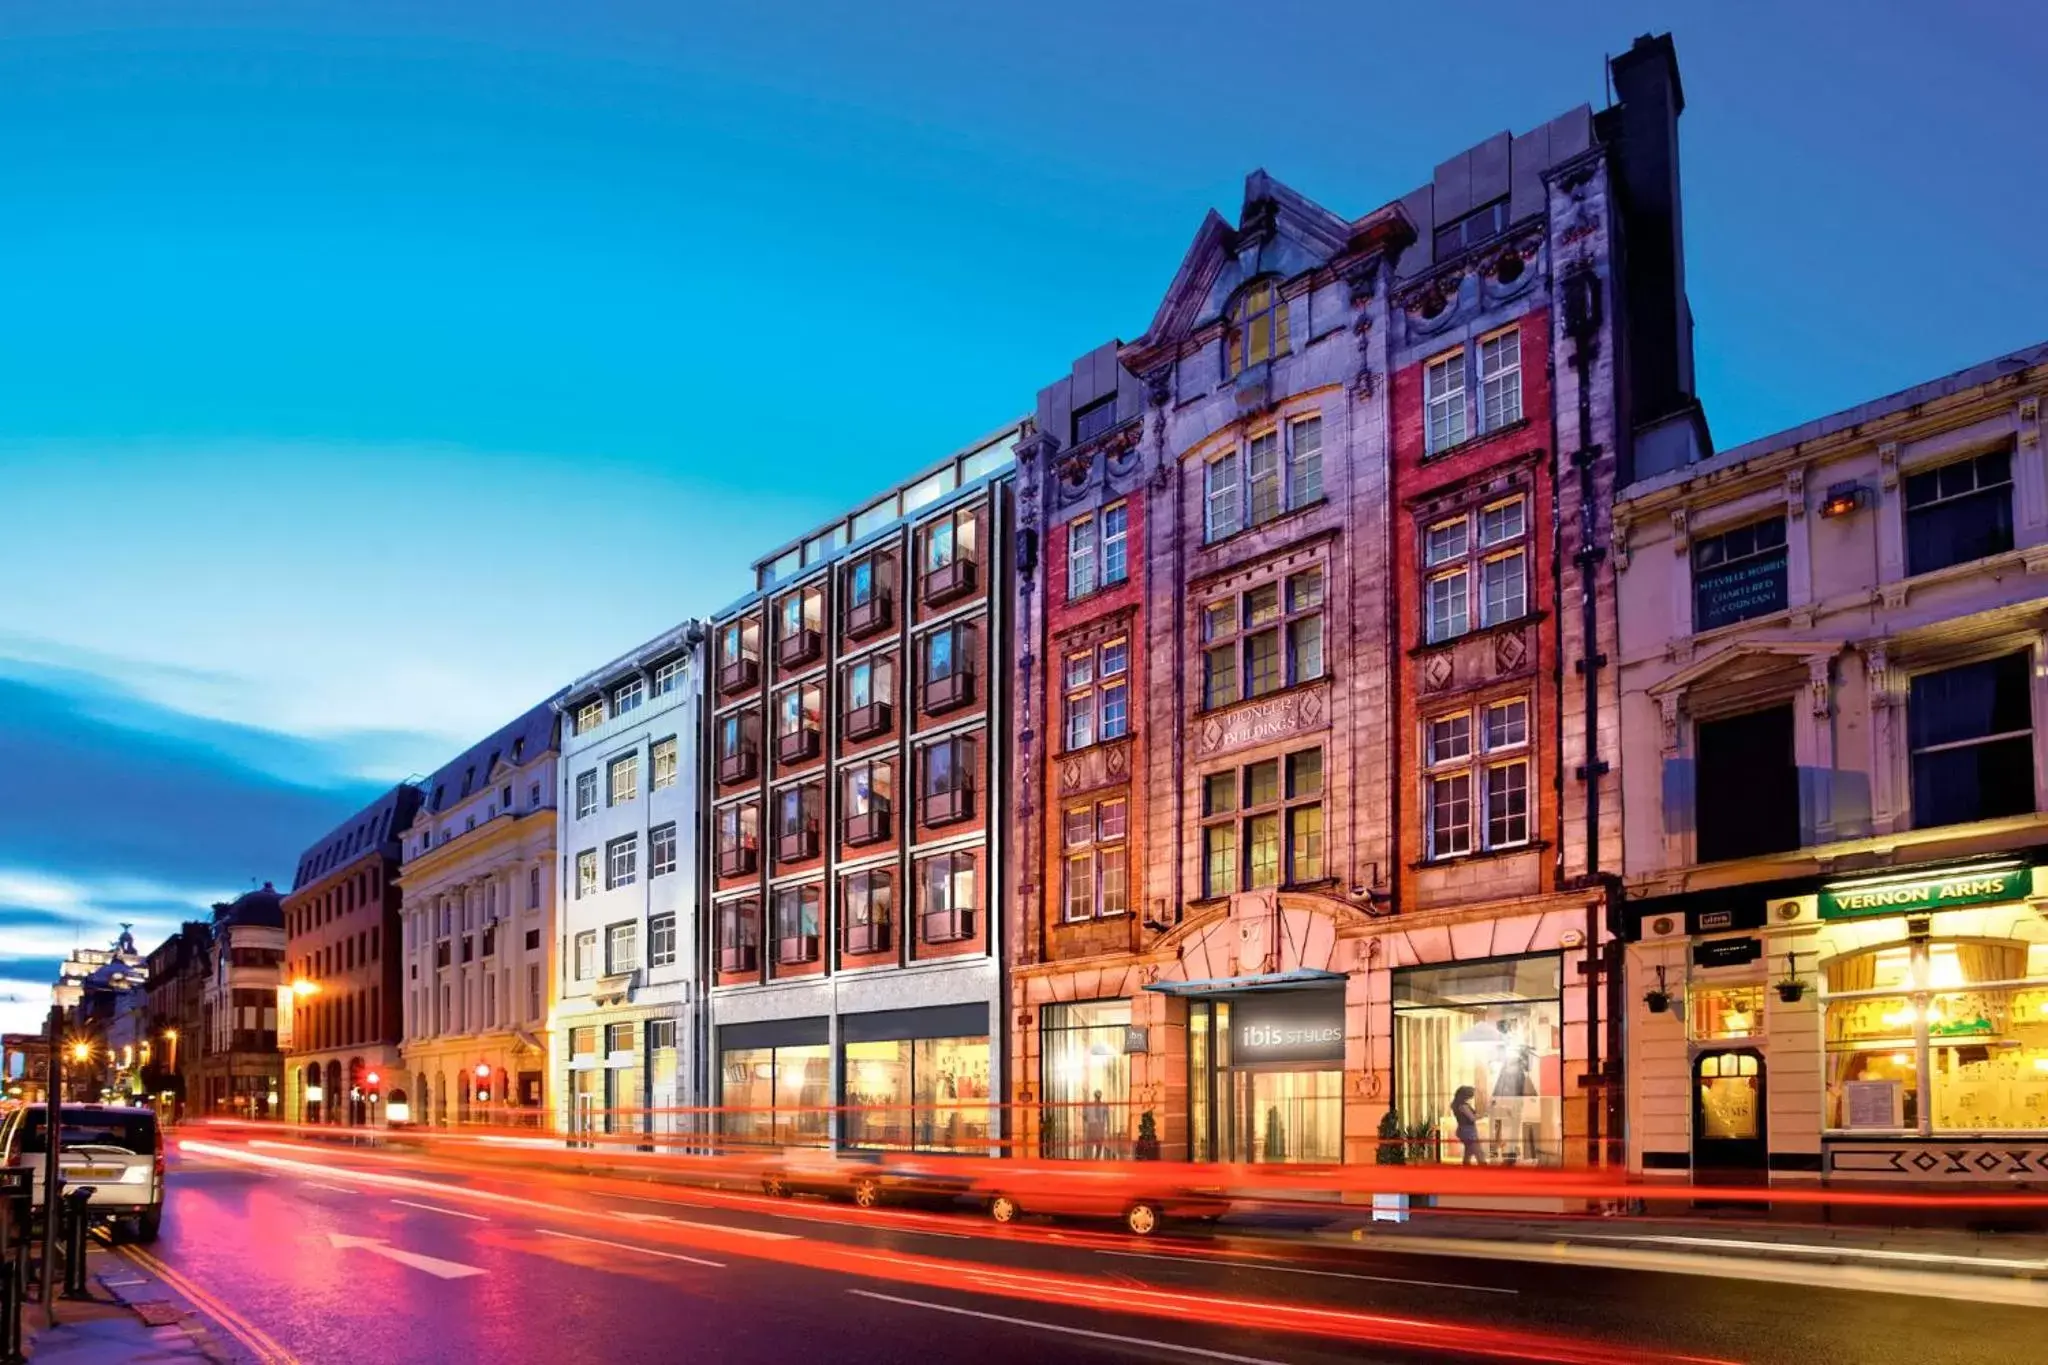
[1057,910,1131,927]
[1060,731,1136,758]
[1196,674,1332,719]
[1422,418,1535,464]
[1199,496,1332,553]
[1411,840,1548,871]
[1063,574,1133,607]
[1410,610,1547,658]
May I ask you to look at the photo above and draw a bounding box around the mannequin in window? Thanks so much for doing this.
[1489,1016,1538,1164]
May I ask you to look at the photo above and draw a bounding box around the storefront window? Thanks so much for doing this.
[1826,938,2048,1133]
[1393,956,1564,1166]
[1040,1001,1132,1158]
[1691,984,1764,1040]
[1188,991,1345,1164]
[842,1035,990,1152]
[719,1043,829,1145]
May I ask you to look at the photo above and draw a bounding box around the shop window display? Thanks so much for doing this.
[719,1044,830,1146]
[1040,1001,1133,1158]
[1690,985,1764,1041]
[842,1035,989,1152]
[1825,938,2048,1133]
[1392,956,1563,1166]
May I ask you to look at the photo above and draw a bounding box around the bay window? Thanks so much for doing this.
[842,869,893,954]
[918,850,977,943]
[772,885,821,964]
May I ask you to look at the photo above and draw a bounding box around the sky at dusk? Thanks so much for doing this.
[1,0,2043,1033]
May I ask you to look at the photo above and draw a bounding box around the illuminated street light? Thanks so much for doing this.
[291,978,322,997]
[163,1028,178,1041]
[70,1041,92,1063]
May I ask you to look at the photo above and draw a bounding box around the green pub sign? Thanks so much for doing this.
[1819,864,2030,921]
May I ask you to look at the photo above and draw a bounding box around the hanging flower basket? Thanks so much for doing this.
[1644,989,1672,1014]
[1775,980,1807,1004]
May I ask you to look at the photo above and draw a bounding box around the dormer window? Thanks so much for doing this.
[1226,278,1289,377]
[1073,397,1117,445]
[575,698,604,734]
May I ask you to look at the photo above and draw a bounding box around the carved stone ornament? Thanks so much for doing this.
[1807,655,1832,718]
[1862,642,1896,708]
[2020,396,2041,450]
[1057,737,1132,797]
[1613,516,1632,569]
[1194,682,1332,760]
[1495,627,1529,675]
[1421,653,1455,693]
[1878,442,1900,492]
[1670,507,1689,554]
[1786,467,1807,520]
[1144,365,1173,408]
[1352,366,1377,400]
[1344,265,1376,307]
[1657,693,1683,754]
[1880,581,1909,610]
[1102,421,1143,464]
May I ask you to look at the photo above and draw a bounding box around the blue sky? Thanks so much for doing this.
[1,1,2042,1033]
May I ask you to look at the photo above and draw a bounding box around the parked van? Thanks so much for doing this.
[0,1103,165,1242]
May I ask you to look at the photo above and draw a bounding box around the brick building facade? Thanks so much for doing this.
[1008,35,1695,1166]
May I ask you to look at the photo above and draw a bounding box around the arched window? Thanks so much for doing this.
[1227,278,1290,376]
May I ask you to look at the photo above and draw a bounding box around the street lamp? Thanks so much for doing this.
[69,1041,91,1064]
[291,979,321,997]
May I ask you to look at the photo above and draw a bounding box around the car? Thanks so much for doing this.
[968,1163,1231,1236]
[759,1146,974,1210]
[0,1102,165,1242]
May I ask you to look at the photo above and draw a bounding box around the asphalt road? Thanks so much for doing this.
[115,1137,2046,1365]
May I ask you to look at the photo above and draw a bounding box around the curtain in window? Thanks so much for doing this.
[1824,952,1878,995]
[1956,942,2024,985]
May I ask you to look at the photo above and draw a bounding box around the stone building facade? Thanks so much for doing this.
[1616,341,2048,1183]
[552,623,704,1137]
[1007,35,1695,1167]
[398,700,561,1126]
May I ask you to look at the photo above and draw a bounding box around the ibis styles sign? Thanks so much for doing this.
[1819,865,2029,922]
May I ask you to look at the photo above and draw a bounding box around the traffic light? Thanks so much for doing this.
[349,1059,366,1094]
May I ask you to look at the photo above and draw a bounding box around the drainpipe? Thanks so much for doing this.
[1563,261,1613,1165]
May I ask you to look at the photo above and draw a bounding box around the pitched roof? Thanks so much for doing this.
[418,696,564,816]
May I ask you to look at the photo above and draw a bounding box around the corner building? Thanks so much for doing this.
[1616,341,2048,1184]
[552,623,704,1137]
[1008,36,1696,1166]
[705,429,1016,1151]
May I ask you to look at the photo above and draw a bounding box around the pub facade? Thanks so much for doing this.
[1615,340,2048,1182]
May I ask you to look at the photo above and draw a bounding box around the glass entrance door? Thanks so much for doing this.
[1229,1070,1342,1163]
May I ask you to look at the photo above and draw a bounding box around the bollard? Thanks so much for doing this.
[59,1189,94,1301]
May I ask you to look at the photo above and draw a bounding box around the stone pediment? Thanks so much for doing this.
[1647,639,1841,699]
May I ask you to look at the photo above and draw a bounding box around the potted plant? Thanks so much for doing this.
[1644,964,1673,1014]
[1133,1109,1161,1161]
[1775,952,1807,1003]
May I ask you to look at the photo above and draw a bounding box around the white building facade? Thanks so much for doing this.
[398,701,562,1126]
[553,621,705,1137]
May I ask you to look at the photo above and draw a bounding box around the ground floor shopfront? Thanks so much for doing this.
[401,1030,547,1127]
[552,991,698,1138]
[709,962,1001,1152]
[285,1043,403,1126]
[196,1052,283,1119]
[1012,890,1612,1166]
[1625,854,2048,1182]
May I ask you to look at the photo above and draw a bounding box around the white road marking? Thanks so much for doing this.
[532,1228,726,1269]
[611,1211,794,1240]
[325,1232,487,1279]
[846,1289,1287,1365]
[100,1276,149,1287]
[392,1199,488,1222]
[304,1182,358,1195]
[1097,1248,1517,1295]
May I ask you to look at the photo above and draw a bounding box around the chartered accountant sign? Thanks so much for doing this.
[1819,864,2030,922]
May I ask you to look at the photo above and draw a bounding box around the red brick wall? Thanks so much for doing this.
[1389,307,1561,892]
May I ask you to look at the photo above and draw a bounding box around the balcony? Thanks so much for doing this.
[925,669,975,714]
[719,942,758,973]
[718,747,759,785]
[922,908,972,944]
[844,807,891,847]
[776,934,820,966]
[846,594,893,641]
[777,628,822,670]
[777,826,819,864]
[843,702,892,742]
[777,727,820,765]
[925,785,973,827]
[846,920,891,955]
[923,558,977,606]
[718,656,760,696]
[717,843,758,878]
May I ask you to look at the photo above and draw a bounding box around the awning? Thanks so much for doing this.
[1143,968,1346,997]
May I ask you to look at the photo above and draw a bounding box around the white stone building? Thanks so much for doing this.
[553,621,705,1137]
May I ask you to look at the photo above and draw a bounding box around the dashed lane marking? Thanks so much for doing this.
[846,1289,1289,1365]
[531,1227,726,1269]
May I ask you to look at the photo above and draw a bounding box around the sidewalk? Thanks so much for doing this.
[1254,1204,2048,1280]
[21,1259,229,1364]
